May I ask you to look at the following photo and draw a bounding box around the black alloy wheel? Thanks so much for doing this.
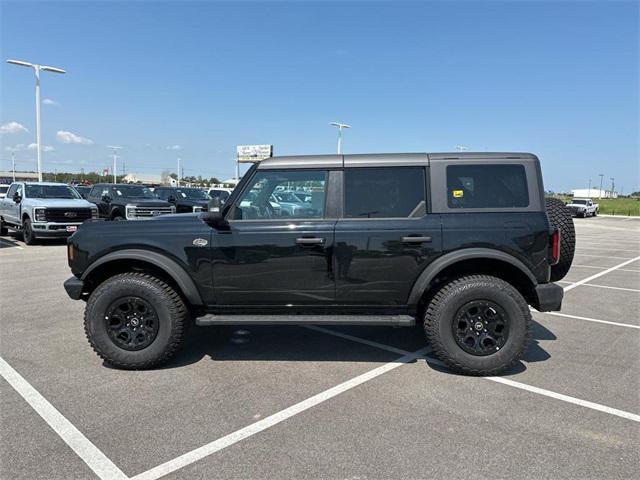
[452,300,509,356]
[105,296,160,350]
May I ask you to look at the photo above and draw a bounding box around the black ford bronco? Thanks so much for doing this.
[64,153,575,375]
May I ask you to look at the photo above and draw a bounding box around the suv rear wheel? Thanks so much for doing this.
[84,272,188,369]
[423,275,531,376]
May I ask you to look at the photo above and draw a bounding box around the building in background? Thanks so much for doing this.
[0,170,39,183]
[122,173,177,186]
[571,188,617,199]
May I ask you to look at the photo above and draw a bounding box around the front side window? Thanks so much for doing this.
[233,170,327,220]
[344,167,426,218]
[111,185,158,199]
[447,164,529,209]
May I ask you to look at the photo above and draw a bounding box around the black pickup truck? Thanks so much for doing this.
[85,183,175,220]
[153,186,211,213]
[64,153,575,375]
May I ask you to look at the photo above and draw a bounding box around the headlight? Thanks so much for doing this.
[125,205,137,219]
[91,208,98,219]
[192,206,203,212]
[33,207,46,222]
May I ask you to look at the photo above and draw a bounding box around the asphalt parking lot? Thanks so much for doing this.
[1,216,639,480]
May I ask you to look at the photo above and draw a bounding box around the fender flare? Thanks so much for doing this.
[81,248,204,305]
[109,206,125,219]
[407,248,538,306]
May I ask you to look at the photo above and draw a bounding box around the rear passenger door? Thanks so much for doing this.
[333,167,442,306]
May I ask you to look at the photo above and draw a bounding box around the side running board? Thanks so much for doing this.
[195,314,415,327]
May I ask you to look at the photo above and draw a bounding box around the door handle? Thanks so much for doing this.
[296,237,324,245]
[401,236,432,244]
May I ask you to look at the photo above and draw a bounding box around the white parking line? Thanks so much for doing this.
[575,253,637,260]
[131,347,429,480]
[572,264,640,273]
[310,328,640,423]
[563,256,640,292]
[0,356,128,480]
[537,311,640,330]
[557,282,640,293]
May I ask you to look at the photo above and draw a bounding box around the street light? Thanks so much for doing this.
[107,146,122,184]
[598,173,604,199]
[6,59,66,182]
[329,122,350,154]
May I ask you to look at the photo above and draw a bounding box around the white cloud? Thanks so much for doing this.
[28,143,55,152]
[0,121,29,135]
[165,144,182,151]
[43,98,60,106]
[56,130,94,145]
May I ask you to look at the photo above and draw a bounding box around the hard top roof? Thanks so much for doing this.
[257,152,538,169]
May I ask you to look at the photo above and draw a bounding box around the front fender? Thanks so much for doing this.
[81,248,204,305]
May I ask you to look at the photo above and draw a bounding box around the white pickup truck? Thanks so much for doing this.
[566,198,599,218]
[0,182,98,245]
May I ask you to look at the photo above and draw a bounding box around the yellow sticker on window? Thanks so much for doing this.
[453,190,464,198]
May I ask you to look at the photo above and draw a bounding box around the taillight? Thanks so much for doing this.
[550,229,560,265]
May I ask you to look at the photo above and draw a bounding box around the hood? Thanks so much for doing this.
[113,198,172,207]
[174,199,209,208]
[27,198,96,208]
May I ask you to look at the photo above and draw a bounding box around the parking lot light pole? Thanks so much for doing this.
[6,59,66,183]
[329,122,350,154]
[108,146,122,184]
[598,173,604,199]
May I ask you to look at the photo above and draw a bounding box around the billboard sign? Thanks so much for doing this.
[236,144,273,163]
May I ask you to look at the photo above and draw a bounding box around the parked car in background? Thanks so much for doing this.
[272,190,320,217]
[154,187,211,213]
[86,183,175,221]
[566,198,599,217]
[73,185,92,199]
[0,184,9,199]
[208,187,233,204]
[0,182,98,244]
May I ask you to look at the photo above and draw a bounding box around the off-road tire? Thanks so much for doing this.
[545,197,575,281]
[84,272,188,369]
[22,218,37,245]
[0,217,7,236]
[423,275,531,376]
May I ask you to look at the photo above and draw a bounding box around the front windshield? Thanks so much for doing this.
[112,185,158,199]
[26,185,81,199]
[572,199,587,205]
[176,188,210,200]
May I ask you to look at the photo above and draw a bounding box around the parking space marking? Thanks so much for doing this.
[557,281,640,293]
[308,327,640,423]
[572,264,640,272]
[305,325,431,357]
[563,256,640,292]
[131,346,429,480]
[0,356,128,480]
[535,311,640,330]
[575,253,637,260]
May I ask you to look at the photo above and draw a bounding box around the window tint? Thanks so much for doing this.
[6,184,17,198]
[233,170,326,220]
[210,190,230,203]
[447,164,529,209]
[344,167,426,218]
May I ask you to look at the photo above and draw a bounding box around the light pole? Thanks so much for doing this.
[329,122,350,154]
[588,178,592,197]
[610,178,615,199]
[107,146,122,184]
[6,59,66,183]
[177,158,181,187]
[598,173,604,199]
[9,148,17,182]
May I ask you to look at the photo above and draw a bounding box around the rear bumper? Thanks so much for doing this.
[64,276,85,300]
[533,282,564,312]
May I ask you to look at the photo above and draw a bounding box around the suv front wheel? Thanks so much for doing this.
[424,275,531,376]
[84,272,188,369]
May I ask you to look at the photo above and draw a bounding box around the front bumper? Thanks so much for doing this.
[533,282,564,312]
[64,276,85,300]
[32,222,82,237]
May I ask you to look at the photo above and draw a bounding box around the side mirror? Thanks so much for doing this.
[13,193,21,203]
[167,195,177,203]
[201,197,227,227]
[102,194,111,202]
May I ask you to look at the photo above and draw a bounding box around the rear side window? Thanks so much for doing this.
[344,167,426,218]
[447,164,529,209]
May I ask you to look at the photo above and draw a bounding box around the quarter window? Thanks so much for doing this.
[233,170,327,220]
[344,167,426,218]
[447,164,529,209]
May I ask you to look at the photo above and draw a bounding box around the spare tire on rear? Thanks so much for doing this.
[545,197,575,281]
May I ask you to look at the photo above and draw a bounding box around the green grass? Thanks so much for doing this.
[550,196,640,216]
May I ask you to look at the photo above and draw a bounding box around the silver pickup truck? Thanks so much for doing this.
[0,182,98,245]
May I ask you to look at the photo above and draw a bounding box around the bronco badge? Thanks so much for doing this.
[192,238,208,247]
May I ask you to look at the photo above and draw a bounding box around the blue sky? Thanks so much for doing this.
[1,0,638,191]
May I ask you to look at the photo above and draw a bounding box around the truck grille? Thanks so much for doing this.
[129,207,174,219]
[44,208,93,223]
